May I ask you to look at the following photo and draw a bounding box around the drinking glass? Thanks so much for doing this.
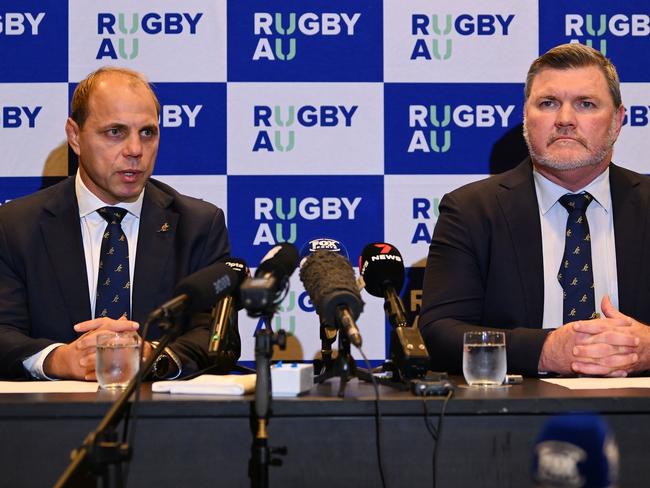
[462,331,507,387]
[96,331,140,389]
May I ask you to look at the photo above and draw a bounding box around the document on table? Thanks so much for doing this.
[0,381,99,393]
[542,377,650,390]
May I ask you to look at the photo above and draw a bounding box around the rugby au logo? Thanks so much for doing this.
[565,14,650,55]
[407,104,515,153]
[252,196,362,246]
[410,13,515,61]
[252,12,361,61]
[252,104,358,152]
[0,12,45,36]
[95,12,203,60]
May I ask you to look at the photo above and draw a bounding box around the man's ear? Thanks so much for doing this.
[65,118,81,156]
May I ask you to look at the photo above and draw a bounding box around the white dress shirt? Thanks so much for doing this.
[22,172,143,378]
[533,167,619,329]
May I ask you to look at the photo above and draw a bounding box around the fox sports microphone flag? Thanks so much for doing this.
[532,413,619,488]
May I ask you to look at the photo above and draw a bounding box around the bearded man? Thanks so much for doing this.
[419,43,650,377]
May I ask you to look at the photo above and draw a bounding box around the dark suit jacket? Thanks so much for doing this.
[0,176,237,379]
[419,159,650,376]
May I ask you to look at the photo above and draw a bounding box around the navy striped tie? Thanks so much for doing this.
[95,207,130,319]
[557,192,596,323]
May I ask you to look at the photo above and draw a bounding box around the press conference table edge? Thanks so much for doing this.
[2,377,650,488]
[2,376,650,417]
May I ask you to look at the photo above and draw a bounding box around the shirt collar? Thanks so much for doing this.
[75,170,144,219]
[533,166,612,215]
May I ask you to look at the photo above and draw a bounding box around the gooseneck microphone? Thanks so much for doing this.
[147,261,242,322]
[359,243,408,328]
[300,250,364,347]
[208,258,249,355]
[240,242,299,315]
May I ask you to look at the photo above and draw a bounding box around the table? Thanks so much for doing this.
[1,377,649,487]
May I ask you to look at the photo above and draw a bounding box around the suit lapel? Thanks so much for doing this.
[40,178,91,327]
[610,164,647,316]
[495,160,545,327]
[132,182,178,324]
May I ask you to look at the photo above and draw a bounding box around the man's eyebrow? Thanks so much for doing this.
[96,122,128,132]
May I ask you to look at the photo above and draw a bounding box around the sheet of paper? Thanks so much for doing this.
[0,381,99,393]
[542,377,650,390]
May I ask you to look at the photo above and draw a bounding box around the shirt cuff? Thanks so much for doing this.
[22,343,65,380]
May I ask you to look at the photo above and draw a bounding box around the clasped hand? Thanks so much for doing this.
[43,317,145,381]
[539,296,650,376]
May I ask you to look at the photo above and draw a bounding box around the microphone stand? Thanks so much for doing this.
[54,312,183,488]
[249,314,287,488]
[313,318,337,377]
[314,326,369,398]
[313,323,425,395]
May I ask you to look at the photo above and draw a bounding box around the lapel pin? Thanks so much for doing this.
[157,222,170,233]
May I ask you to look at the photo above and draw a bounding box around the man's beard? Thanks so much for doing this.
[523,116,618,171]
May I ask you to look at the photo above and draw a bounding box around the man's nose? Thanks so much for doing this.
[123,132,143,158]
[555,103,577,128]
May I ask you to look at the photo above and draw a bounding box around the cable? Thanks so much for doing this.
[122,316,152,487]
[422,390,453,488]
[359,347,387,488]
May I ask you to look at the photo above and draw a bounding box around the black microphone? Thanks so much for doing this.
[359,242,430,379]
[240,242,299,315]
[147,262,242,322]
[359,242,408,328]
[532,413,619,488]
[208,258,249,355]
[299,250,364,347]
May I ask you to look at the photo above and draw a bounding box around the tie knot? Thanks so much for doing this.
[559,192,593,213]
[97,206,127,225]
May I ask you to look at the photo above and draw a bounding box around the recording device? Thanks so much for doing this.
[240,242,299,315]
[359,242,430,379]
[208,258,249,355]
[504,374,523,385]
[532,413,619,488]
[147,262,242,323]
[299,250,364,347]
[410,378,454,396]
[300,237,349,260]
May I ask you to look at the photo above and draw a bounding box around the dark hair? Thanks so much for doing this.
[525,43,622,108]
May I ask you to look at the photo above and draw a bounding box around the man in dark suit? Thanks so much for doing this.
[419,43,650,377]
[0,67,238,380]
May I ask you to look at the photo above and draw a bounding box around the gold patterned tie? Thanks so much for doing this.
[557,193,596,323]
[95,207,130,319]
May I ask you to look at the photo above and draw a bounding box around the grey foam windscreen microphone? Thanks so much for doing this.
[299,250,364,347]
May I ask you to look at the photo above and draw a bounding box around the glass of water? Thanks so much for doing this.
[462,331,507,387]
[96,331,140,389]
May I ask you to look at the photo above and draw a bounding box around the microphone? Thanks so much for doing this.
[359,242,430,379]
[240,242,299,315]
[532,413,619,488]
[299,250,364,347]
[300,237,349,260]
[147,262,242,322]
[208,258,249,355]
[359,242,407,328]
